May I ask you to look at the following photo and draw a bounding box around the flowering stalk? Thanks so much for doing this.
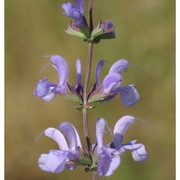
[34,0,148,179]
[82,1,96,179]
[82,0,93,170]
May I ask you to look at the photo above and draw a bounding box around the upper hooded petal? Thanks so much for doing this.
[119,84,140,106]
[95,60,104,85]
[102,73,122,93]
[96,118,107,148]
[50,55,68,85]
[38,150,67,173]
[113,116,135,150]
[109,59,128,74]
[59,122,82,151]
[44,128,69,151]
[75,0,84,14]
[61,2,84,26]
[62,2,76,16]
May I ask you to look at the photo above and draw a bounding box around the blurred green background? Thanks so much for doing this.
[5,0,175,180]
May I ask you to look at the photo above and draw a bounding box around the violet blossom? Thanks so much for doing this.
[38,122,82,173]
[62,0,86,26]
[88,59,140,106]
[34,55,83,102]
[95,115,148,176]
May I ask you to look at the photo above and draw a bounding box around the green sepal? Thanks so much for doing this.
[91,22,104,40]
[88,84,113,103]
[61,93,82,103]
[95,31,116,41]
[88,93,112,103]
[84,155,98,173]
[79,26,91,39]
[75,156,92,166]
[66,22,91,40]
[74,148,92,166]
[61,83,83,103]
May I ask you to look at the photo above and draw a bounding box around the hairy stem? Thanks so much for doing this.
[82,0,94,151]
[83,42,94,154]
[82,1,98,180]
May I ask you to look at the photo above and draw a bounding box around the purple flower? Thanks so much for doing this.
[38,122,82,173]
[95,118,120,176]
[88,59,140,106]
[62,0,86,26]
[113,116,148,161]
[34,55,83,102]
[95,116,148,176]
[119,84,140,106]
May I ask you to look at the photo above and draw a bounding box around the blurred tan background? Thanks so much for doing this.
[5,0,175,180]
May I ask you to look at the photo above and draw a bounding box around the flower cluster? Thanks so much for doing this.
[38,116,148,176]
[61,0,115,42]
[34,55,139,106]
[34,0,148,178]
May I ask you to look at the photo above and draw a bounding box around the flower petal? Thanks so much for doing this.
[96,118,107,147]
[103,73,121,93]
[113,116,135,150]
[131,144,148,161]
[62,2,76,16]
[75,0,84,14]
[50,55,68,85]
[42,93,57,102]
[62,2,84,26]
[38,150,67,173]
[76,59,82,85]
[34,78,49,97]
[119,84,140,106]
[123,141,148,162]
[34,78,57,101]
[44,128,69,150]
[96,60,104,85]
[65,163,77,171]
[109,59,128,74]
[104,20,114,31]
[59,122,82,150]
[97,148,120,176]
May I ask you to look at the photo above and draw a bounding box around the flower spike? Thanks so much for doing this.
[37,117,148,176]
